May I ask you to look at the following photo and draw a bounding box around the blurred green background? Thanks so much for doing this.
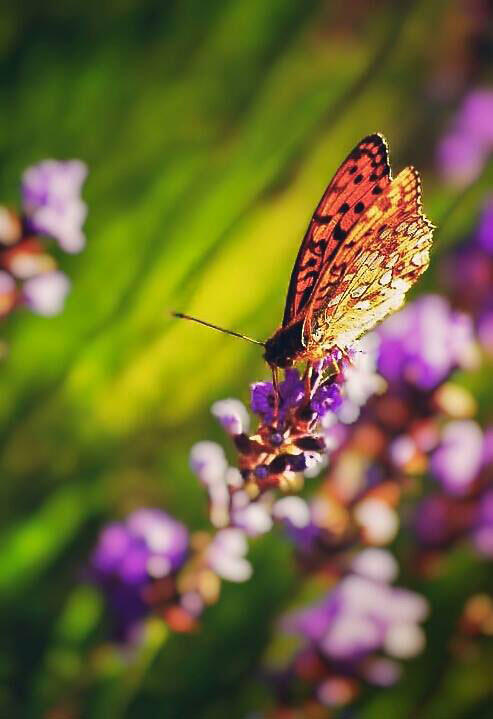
[0,1,492,717]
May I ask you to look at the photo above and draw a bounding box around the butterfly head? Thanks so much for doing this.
[263,320,305,369]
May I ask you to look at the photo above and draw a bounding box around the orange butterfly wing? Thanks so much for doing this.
[282,134,392,327]
[303,166,434,354]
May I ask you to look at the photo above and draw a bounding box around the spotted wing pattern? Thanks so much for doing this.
[303,166,434,354]
[282,134,392,327]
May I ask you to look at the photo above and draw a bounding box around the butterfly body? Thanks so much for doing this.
[264,133,434,370]
[263,320,305,368]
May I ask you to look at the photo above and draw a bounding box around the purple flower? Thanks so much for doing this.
[206,528,252,582]
[460,89,493,145]
[251,369,304,424]
[22,159,88,253]
[281,368,305,407]
[22,271,70,316]
[284,554,428,665]
[431,420,483,495]
[437,88,493,186]
[272,496,311,529]
[91,509,188,638]
[436,132,485,186]
[337,334,385,422]
[283,593,341,644]
[189,441,245,528]
[211,398,249,435]
[320,611,383,660]
[283,514,323,554]
[378,295,477,390]
[92,509,188,581]
[230,491,273,536]
[350,548,398,584]
[250,380,274,421]
[311,382,342,418]
[189,441,228,485]
[126,509,188,572]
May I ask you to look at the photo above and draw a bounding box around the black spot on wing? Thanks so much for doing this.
[333,223,347,242]
[313,213,332,224]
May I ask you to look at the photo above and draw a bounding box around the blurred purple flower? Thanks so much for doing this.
[189,440,228,485]
[22,159,88,253]
[91,509,188,638]
[431,420,483,495]
[337,334,386,422]
[460,90,493,146]
[284,551,428,666]
[189,441,243,528]
[92,509,188,581]
[205,528,252,582]
[350,547,398,583]
[22,270,70,316]
[436,133,484,186]
[211,398,250,435]
[272,496,311,529]
[126,509,188,572]
[437,88,493,186]
[378,295,477,390]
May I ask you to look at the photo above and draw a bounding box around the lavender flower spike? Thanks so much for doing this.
[22,159,88,253]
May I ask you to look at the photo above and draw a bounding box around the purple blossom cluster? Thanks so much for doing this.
[378,294,478,390]
[90,509,189,639]
[273,549,428,708]
[22,159,88,253]
[437,88,493,185]
[0,159,87,322]
[415,425,493,558]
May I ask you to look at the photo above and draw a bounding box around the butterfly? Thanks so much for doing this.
[263,133,434,370]
[174,134,434,376]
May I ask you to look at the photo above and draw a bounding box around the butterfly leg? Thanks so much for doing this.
[271,364,280,425]
[303,363,313,399]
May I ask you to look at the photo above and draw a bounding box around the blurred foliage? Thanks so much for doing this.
[0,0,492,717]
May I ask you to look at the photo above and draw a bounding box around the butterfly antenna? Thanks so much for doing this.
[171,312,265,347]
